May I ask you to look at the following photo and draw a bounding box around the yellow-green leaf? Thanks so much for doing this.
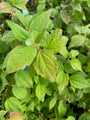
[12,86,28,100]
[34,50,58,82]
[36,83,47,102]
[60,10,70,25]
[14,70,33,88]
[5,45,37,74]
[70,75,90,89]
[29,9,52,43]
[69,35,85,48]
[70,58,82,71]
[6,20,29,43]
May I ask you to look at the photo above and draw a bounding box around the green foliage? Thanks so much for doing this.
[0,0,90,119]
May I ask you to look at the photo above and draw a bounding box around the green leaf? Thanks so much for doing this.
[58,101,67,118]
[1,31,15,43]
[36,83,47,102]
[79,112,90,120]
[25,31,38,46]
[9,0,28,11]
[49,97,57,110]
[29,9,52,43]
[13,8,27,28]
[65,116,75,120]
[70,75,90,89]
[5,45,37,74]
[0,41,9,53]
[5,97,21,112]
[86,62,90,72]
[77,54,86,65]
[69,35,85,48]
[71,3,82,12]
[70,58,82,71]
[34,50,58,82]
[69,50,79,58]
[37,4,45,12]
[2,53,9,70]
[12,86,28,100]
[55,71,68,94]
[0,110,7,117]
[60,10,70,25]
[59,46,69,58]
[46,29,68,54]
[64,61,75,73]
[14,70,33,88]
[6,20,29,43]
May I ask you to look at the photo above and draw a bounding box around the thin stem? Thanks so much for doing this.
[33,111,45,120]
[4,73,15,102]
[34,45,42,51]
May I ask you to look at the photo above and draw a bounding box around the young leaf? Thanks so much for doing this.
[65,116,75,120]
[70,75,90,89]
[12,86,28,100]
[5,45,37,74]
[70,58,82,71]
[36,83,47,102]
[1,31,15,43]
[49,97,57,110]
[14,70,33,88]
[69,50,79,58]
[55,71,68,94]
[58,101,67,118]
[59,46,69,58]
[34,50,58,82]
[69,35,85,48]
[6,20,29,43]
[60,10,70,25]
[29,9,52,43]
[46,29,68,53]
[13,8,27,28]
[25,31,38,46]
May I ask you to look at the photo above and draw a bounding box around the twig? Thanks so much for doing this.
[4,73,15,102]
[33,111,45,120]
[34,45,42,51]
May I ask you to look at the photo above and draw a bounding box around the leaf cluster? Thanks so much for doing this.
[0,0,90,120]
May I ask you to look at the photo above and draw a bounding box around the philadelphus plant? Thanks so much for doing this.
[0,0,90,120]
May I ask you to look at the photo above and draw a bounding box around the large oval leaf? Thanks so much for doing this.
[58,101,67,118]
[14,70,33,88]
[34,50,58,82]
[70,75,90,89]
[36,83,47,102]
[69,35,85,48]
[4,45,37,74]
[12,86,28,100]
[70,58,82,71]
[29,9,52,43]
[5,97,21,112]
